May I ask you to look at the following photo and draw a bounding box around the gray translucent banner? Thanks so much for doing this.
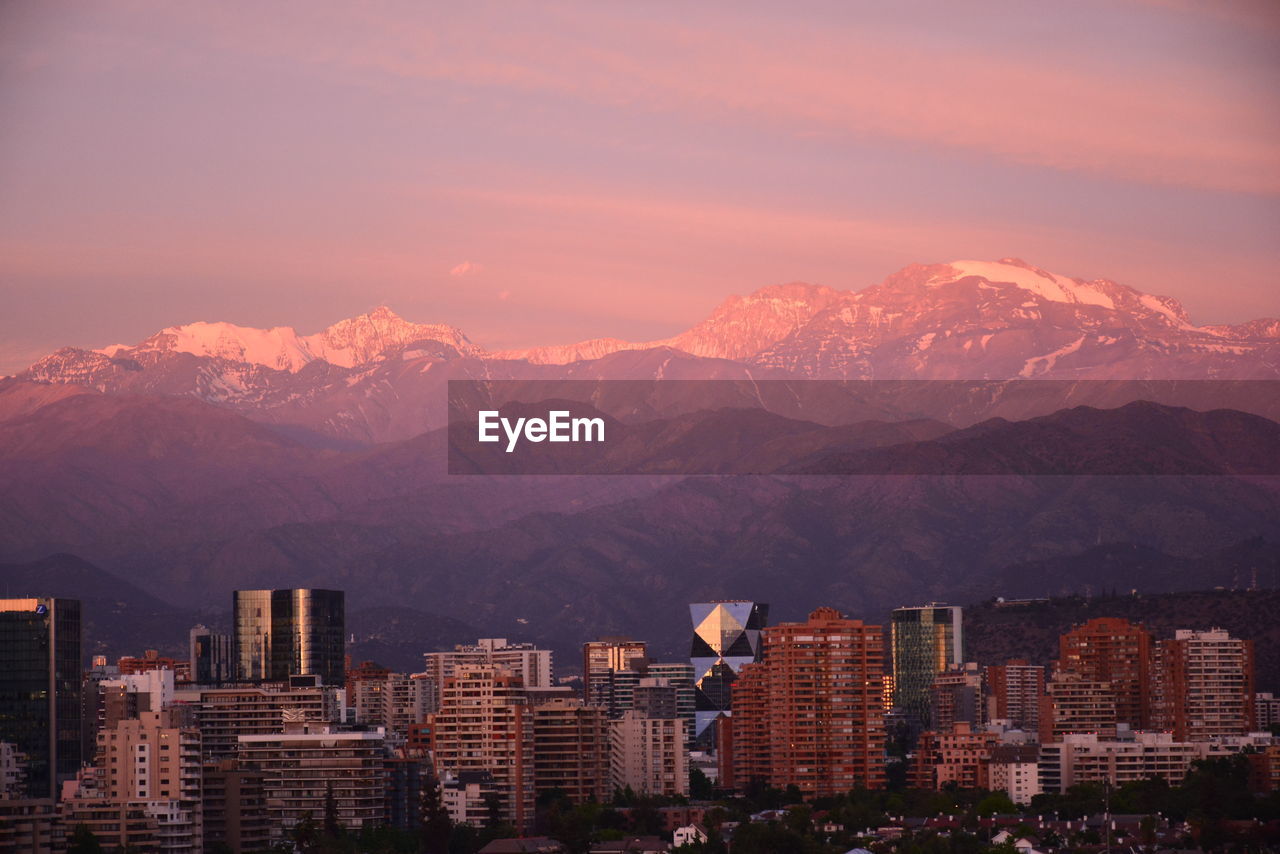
[446,379,1280,475]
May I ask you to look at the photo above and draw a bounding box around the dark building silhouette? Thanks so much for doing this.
[0,597,82,799]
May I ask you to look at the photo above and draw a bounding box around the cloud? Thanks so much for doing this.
[449,261,475,277]
[497,289,512,301]
[184,2,1279,195]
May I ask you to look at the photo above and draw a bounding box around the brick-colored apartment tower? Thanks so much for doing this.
[909,721,999,790]
[1057,617,1152,730]
[984,659,1045,733]
[429,667,535,832]
[1151,628,1255,741]
[730,607,886,796]
[532,697,611,805]
[1042,670,1118,741]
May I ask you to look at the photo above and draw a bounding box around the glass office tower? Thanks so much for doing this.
[0,597,82,799]
[233,589,345,685]
[891,603,962,728]
[190,623,233,684]
[689,600,768,746]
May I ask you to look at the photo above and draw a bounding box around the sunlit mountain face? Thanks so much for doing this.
[15,258,1279,443]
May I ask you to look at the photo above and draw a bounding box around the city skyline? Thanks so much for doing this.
[2,2,1279,849]
[3,584,1278,850]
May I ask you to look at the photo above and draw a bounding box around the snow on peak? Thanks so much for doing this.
[310,305,479,367]
[156,321,313,371]
[141,307,478,372]
[933,258,1116,309]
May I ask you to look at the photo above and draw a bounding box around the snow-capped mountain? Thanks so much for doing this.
[749,258,1280,379]
[495,259,1278,378]
[15,258,1280,442]
[496,282,844,364]
[95,306,480,372]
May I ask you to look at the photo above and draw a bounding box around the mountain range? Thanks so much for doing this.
[16,257,1280,444]
[3,256,1279,664]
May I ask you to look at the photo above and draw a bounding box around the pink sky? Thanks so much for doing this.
[1,0,1278,372]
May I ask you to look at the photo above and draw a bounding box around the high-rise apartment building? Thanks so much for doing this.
[1256,693,1280,731]
[645,662,697,747]
[632,677,680,719]
[730,607,886,796]
[1151,628,1255,741]
[0,597,82,800]
[189,625,232,685]
[94,708,203,846]
[910,722,999,790]
[588,668,642,718]
[116,650,192,683]
[583,637,648,701]
[422,639,553,712]
[237,721,387,843]
[60,672,204,854]
[531,697,611,805]
[891,604,961,728]
[347,665,433,738]
[610,710,688,798]
[1043,670,1117,741]
[429,667,535,832]
[172,676,344,759]
[929,663,984,733]
[1057,617,1152,730]
[202,759,270,854]
[985,660,1045,734]
[689,601,767,745]
[1038,731,1255,793]
[232,589,345,685]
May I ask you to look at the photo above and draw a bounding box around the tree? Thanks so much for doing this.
[629,797,664,836]
[324,781,344,841]
[482,791,504,828]
[975,792,1016,817]
[67,825,103,854]
[689,767,714,800]
[293,811,321,853]
[419,776,453,854]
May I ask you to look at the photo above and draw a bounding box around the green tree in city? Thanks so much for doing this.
[419,775,453,854]
[689,767,715,800]
[67,825,103,854]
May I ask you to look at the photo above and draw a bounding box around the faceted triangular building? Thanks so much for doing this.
[689,601,768,744]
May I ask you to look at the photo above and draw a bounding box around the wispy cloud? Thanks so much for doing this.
[179,1,1280,195]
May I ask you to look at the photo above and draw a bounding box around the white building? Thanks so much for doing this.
[440,770,501,827]
[984,744,1041,805]
[673,824,708,846]
[609,710,688,797]
[1038,731,1274,793]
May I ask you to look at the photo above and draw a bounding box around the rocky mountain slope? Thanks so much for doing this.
[16,258,1279,443]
